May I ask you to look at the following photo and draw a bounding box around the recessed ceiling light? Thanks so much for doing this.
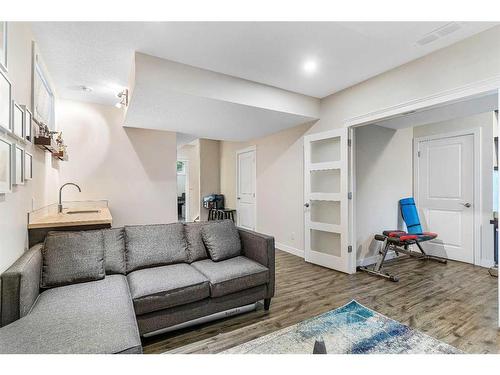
[303,60,318,74]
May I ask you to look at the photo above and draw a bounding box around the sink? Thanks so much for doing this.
[66,210,101,214]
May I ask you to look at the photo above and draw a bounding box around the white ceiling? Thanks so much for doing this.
[31,22,498,105]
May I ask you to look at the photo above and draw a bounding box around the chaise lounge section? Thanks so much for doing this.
[0,220,275,354]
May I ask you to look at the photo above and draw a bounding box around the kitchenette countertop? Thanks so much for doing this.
[28,202,112,229]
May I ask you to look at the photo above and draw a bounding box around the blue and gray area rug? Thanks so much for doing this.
[223,300,461,354]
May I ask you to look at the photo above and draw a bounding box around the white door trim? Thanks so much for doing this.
[177,159,190,222]
[348,127,356,268]
[236,145,257,230]
[413,127,481,265]
[497,88,500,328]
[345,75,500,128]
[497,88,500,327]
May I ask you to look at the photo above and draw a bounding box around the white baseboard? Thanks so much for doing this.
[477,258,496,269]
[276,242,304,258]
[357,251,399,267]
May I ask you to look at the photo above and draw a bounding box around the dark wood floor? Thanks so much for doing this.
[142,250,499,354]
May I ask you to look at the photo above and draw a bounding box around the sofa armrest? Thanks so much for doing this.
[238,228,275,299]
[1,244,43,327]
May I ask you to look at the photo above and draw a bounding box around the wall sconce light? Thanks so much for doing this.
[115,89,129,109]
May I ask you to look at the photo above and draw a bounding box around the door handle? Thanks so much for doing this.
[237,197,241,200]
[462,202,471,208]
[304,203,310,208]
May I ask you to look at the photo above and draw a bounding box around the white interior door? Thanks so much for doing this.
[304,128,355,274]
[236,146,256,230]
[415,133,475,263]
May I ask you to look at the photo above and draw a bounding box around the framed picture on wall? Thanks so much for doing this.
[0,69,11,132]
[0,22,7,73]
[13,101,24,138]
[24,151,32,180]
[13,145,24,185]
[32,42,55,131]
[21,105,33,142]
[0,136,12,193]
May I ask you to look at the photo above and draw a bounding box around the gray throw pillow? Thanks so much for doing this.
[41,230,105,289]
[125,223,188,272]
[184,222,209,263]
[102,228,126,275]
[201,220,241,261]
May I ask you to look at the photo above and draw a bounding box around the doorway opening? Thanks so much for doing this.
[352,93,498,270]
[177,160,189,222]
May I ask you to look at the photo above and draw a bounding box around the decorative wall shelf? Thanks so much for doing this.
[53,150,68,161]
[34,135,68,161]
[34,135,57,151]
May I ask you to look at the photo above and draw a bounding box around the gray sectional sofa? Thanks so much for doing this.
[0,220,275,354]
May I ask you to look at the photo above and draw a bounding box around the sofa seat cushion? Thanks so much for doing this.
[0,275,141,354]
[192,256,269,298]
[127,264,210,315]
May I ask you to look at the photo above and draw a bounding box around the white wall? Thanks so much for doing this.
[0,22,59,277]
[57,99,178,227]
[354,126,413,263]
[220,122,312,253]
[413,111,496,265]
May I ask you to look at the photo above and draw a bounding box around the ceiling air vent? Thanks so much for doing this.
[416,34,439,46]
[416,22,462,46]
[436,22,462,36]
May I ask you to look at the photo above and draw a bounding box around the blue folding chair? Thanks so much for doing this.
[358,197,447,282]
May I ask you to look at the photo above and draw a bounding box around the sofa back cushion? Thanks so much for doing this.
[184,222,210,263]
[41,230,105,289]
[201,220,241,261]
[125,223,188,272]
[102,228,126,275]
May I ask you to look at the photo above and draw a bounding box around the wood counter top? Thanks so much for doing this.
[28,207,113,229]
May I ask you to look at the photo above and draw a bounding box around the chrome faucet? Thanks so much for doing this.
[58,183,82,213]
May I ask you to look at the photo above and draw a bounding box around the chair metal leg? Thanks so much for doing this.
[358,240,399,282]
[415,242,448,264]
